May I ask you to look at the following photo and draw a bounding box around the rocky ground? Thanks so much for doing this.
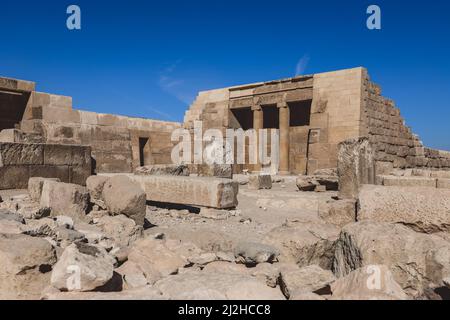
[0,171,449,300]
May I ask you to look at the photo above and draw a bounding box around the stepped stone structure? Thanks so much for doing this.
[0,67,449,189]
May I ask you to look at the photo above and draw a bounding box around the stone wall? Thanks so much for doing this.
[0,142,92,189]
[361,71,450,174]
[17,91,181,173]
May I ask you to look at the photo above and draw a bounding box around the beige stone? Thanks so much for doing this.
[28,177,61,202]
[319,199,356,227]
[382,176,437,187]
[437,178,450,189]
[248,174,272,190]
[358,184,450,233]
[134,175,239,209]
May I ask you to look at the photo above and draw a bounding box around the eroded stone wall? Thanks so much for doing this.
[0,142,91,189]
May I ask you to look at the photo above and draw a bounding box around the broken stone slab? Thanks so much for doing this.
[333,221,450,299]
[102,175,146,226]
[381,176,437,188]
[280,265,336,299]
[197,164,233,179]
[154,271,285,300]
[134,164,190,176]
[51,242,115,292]
[248,174,272,190]
[314,175,339,191]
[28,177,61,202]
[40,181,90,221]
[358,184,450,233]
[133,175,239,209]
[0,233,57,299]
[338,137,375,199]
[296,176,317,191]
[95,214,143,248]
[330,265,408,300]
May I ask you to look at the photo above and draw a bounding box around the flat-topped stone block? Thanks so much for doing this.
[382,176,437,188]
[132,175,239,209]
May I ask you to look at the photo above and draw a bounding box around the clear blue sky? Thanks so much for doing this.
[1,0,449,150]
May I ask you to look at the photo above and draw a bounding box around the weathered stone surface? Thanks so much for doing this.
[86,175,109,201]
[28,177,61,202]
[358,185,450,233]
[319,199,356,228]
[134,175,239,209]
[290,291,326,300]
[51,242,115,291]
[0,233,56,299]
[234,242,279,265]
[0,143,43,166]
[437,178,450,189]
[330,265,408,300]
[155,271,285,300]
[0,209,25,223]
[0,219,25,234]
[382,176,437,188]
[248,174,272,190]
[43,286,165,300]
[102,175,146,225]
[280,265,336,299]
[40,181,90,221]
[333,221,450,298]
[296,176,317,191]
[338,137,375,199]
[95,214,143,248]
[127,237,189,285]
[264,221,340,270]
[197,164,233,179]
[135,164,189,176]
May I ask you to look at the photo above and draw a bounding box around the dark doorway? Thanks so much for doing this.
[262,105,279,129]
[230,107,253,130]
[139,137,151,167]
[0,90,30,131]
[289,100,312,127]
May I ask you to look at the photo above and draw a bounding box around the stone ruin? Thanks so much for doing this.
[0,68,449,300]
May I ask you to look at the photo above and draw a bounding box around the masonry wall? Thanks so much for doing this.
[361,70,450,174]
[18,91,181,173]
[0,142,92,189]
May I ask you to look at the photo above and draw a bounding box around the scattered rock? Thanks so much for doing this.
[40,181,90,221]
[51,242,115,292]
[279,265,336,299]
[102,175,146,226]
[333,221,450,298]
[319,199,356,227]
[330,265,408,300]
[248,174,272,190]
[234,241,279,265]
[135,164,190,176]
[0,233,57,299]
[86,175,109,202]
[95,214,143,248]
[296,176,317,191]
[264,221,340,270]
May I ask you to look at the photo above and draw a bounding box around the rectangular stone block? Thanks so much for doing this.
[69,165,93,186]
[248,174,272,190]
[29,165,70,183]
[133,175,239,209]
[437,179,450,189]
[43,144,90,166]
[382,176,437,188]
[0,166,29,190]
[0,143,43,166]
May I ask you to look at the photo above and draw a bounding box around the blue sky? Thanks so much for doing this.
[1,0,449,150]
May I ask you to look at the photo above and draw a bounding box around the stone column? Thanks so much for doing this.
[278,102,290,175]
[252,105,263,172]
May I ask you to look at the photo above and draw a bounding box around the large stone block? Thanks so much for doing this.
[337,137,375,199]
[40,181,90,220]
[248,174,272,190]
[0,143,43,166]
[28,177,61,202]
[43,144,90,166]
[29,165,70,182]
[133,175,239,209]
[358,184,450,233]
[0,166,29,189]
[382,176,437,188]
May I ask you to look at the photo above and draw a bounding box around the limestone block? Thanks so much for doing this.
[40,181,90,221]
[28,177,61,202]
[43,144,90,166]
[0,143,44,166]
[0,166,30,189]
[437,179,450,189]
[133,175,239,209]
[248,174,272,190]
[337,137,375,199]
[29,165,70,183]
[382,176,437,188]
[358,184,450,233]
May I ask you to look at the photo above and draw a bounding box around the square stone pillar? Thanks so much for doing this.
[278,102,290,175]
[252,105,263,172]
